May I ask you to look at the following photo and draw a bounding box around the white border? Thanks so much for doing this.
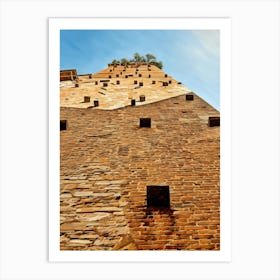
[1,0,279,279]
[49,18,231,262]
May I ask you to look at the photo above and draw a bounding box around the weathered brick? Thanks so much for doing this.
[60,63,220,251]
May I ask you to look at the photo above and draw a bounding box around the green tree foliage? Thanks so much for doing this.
[150,60,163,69]
[133,52,144,62]
[145,53,156,62]
[120,58,129,65]
[111,59,120,64]
[110,53,163,69]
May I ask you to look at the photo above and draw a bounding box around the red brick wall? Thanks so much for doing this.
[60,93,220,250]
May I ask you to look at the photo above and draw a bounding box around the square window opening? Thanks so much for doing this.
[140,118,151,128]
[147,186,170,208]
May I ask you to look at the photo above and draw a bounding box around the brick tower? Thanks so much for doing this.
[60,62,220,250]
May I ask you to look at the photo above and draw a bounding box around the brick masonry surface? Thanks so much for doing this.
[60,64,192,109]
[60,64,220,250]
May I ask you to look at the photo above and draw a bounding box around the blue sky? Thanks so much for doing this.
[60,30,220,110]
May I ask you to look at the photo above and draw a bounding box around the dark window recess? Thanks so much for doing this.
[208,116,220,127]
[140,117,151,128]
[60,120,67,131]
[75,83,79,87]
[165,74,168,77]
[162,82,168,86]
[95,81,98,85]
[94,99,99,107]
[116,80,120,84]
[169,80,172,84]
[110,69,112,72]
[186,94,194,101]
[131,99,136,106]
[139,95,145,102]
[147,186,170,208]
[89,74,92,79]
[134,80,138,84]
[103,83,108,87]
[178,82,182,84]
[148,74,151,78]
[116,74,119,77]
[125,75,128,78]
[109,75,112,78]
[152,80,156,84]
[84,96,90,103]
[139,74,142,77]
[139,82,143,87]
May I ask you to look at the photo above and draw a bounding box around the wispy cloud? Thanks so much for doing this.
[191,30,220,57]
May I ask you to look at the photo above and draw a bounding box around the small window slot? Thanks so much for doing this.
[186,94,194,101]
[208,116,220,127]
[140,118,151,128]
[60,120,67,131]
[147,186,170,208]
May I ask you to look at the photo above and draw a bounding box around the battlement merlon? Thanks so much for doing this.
[60,69,78,81]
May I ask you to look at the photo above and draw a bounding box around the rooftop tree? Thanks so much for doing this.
[111,59,120,64]
[120,58,129,65]
[145,53,156,63]
[110,53,163,69]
